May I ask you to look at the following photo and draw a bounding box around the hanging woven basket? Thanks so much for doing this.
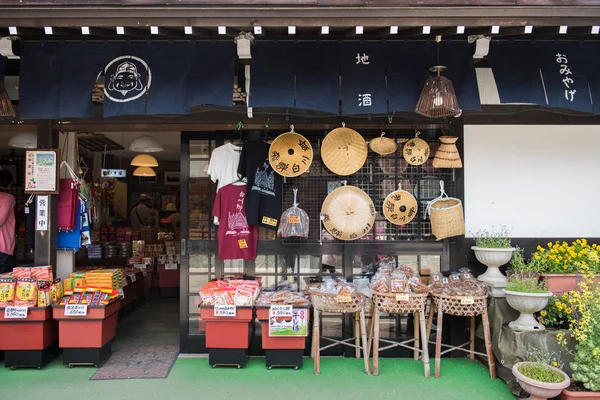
[432,136,462,169]
[426,180,465,240]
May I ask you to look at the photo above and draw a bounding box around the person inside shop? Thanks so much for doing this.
[130,194,153,230]
[164,202,180,229]
[0,170,16,274]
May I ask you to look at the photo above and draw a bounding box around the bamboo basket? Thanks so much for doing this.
[426,181,465,240]
[430,293,487,317]
[307,284,366,313]
[373,292,428,314]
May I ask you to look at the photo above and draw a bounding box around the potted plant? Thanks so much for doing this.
[503,248,553,331]
[512,347,570,400]
[557,265,600,399]
[536,293,575,330]
[532,239,600,294]
[472,226,515,287]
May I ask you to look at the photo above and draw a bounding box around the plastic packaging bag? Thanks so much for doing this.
[278,188,309,239]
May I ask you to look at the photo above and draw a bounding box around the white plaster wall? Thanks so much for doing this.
[464,125,600,238]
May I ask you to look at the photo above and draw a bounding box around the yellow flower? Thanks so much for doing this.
[548,242,553,247]
[564,265,568,269]
[534,254,541,260]
[540,311,547,316]
[566,308,572,314]
[562,293,569,300]
[553,361,558,367]
[537,245,543,251]
[582,238,587,246]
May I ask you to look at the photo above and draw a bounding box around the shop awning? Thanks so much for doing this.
[19,41,236,119]
[250,41,480,115]
[489,41,599,114]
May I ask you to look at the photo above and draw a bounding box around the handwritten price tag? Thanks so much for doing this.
[270,305,293,317]
[288,215,300,224]
[4,306,28,319]
[165,263,178,270]
[261,216,278,227]
[214,305,236,317]
[129,274,137,283]
[395,293,410,302]
[460,297,475,305]
[64,304,88,316]
[238,239,248,249]
[336,294,352,304]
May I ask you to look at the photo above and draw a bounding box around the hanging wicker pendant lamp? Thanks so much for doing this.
[415,66,460,119]
[0,82,16,117]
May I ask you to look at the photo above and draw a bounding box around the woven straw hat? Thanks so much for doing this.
[269,129,313,177]
[383,183,418,226]
[321,125,368,176]
[321,185,376,241]
[369,133,397,155]
[402,132,430,166]
[432,136,462,169]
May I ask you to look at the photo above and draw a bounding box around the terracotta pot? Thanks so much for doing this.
[542,274,600,295]
[503,290,553,332]
[560,384,600,399]
[513,362,570,400]
[472,246,516,286]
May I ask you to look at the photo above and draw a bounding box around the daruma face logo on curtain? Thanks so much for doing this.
[104,56,152,103]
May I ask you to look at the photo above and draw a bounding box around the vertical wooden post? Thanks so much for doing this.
[372,306,380,376]
[435,309,443,378]
[470,315,476,361]
[354,311,360,358]
[313,308,320,375]
[359,309,370,375]
[426,302,435,338]
[419,309,431,378]
[482,310,496,379]
[413,311,420,361]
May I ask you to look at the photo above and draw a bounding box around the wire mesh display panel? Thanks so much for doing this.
[277,129,457,244]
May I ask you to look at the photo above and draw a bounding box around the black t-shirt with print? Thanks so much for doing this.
[237,139,282,230]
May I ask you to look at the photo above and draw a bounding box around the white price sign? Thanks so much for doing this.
[213,305,236,317]
[133,264,145,269]
[460,297,475,305]
[64,304,88,316]
[395,293,410,302]
[165,263,178,270]
[269,305,293,317]
[4,306,28,319]
[129,274,137,283]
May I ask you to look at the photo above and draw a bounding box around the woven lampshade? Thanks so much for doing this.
[0,83,16,117]
[432,136,462,168]
[415,66,460,119]
[321,185,376,241]
[321,125,368,176]
[269,131,313,177]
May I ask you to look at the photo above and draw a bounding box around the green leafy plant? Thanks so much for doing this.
[530,239,600,274]
[517,363,565,383]
[525,345,564,370]
[510,247,541,274]
[506,275,548,293]
[472,226,512,248]
[557,264,600,391]
[536,293,575,329]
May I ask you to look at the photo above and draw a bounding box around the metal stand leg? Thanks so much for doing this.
[419,309,430,378]
[435,309,443,378]
[482,310,496,379]
[359,309,370,375]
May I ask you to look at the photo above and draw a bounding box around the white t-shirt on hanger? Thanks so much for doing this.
[207,142,244,192]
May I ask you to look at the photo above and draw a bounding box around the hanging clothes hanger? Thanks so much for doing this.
[231,121,245,148]
[261,122,272,142]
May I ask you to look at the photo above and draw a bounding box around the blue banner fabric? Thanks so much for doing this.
[294,42,340,114]
[249,42,296,108]
[340,43,388,115]
[439,41,481,112]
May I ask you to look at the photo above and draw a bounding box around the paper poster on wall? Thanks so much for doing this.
[25,149,60,194]
[269,308,308,337]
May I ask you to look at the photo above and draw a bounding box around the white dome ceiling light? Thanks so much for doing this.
[8,132,37,148]
[129,135,164,153]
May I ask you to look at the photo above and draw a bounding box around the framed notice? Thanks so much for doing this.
[25,149,60,194]
[269,308,308,337]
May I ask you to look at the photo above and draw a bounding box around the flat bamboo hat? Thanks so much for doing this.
[321,124,368,176]
[369,133,397,155]
[402,131,430,166]
[383,183,418,226]
[269,129,313,177]
[321,185,376,241]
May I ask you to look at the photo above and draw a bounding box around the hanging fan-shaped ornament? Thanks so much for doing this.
[402,131,430,166]
[278,188,310,239]
[321,184,376,241]
[383,183,418,226]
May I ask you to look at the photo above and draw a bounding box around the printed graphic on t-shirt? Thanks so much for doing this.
[252,162,275,196]
[226,190,251,235]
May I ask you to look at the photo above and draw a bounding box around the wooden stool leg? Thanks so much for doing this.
[426,301,435,339]
[419,309,431,378]
[413,312,420,361]
[313,309,320,375]
[469,315,476,361]
[354,312,360,358]
[482,310,496,379]
[435,309,443,378]
[359,309,370,375]
[367,303,375,359]
[372,307,380,376]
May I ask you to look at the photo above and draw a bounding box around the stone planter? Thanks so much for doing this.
[503,290,553,331]
[560,383,600,399]
[513,362,570,400]
[472,246,516,286]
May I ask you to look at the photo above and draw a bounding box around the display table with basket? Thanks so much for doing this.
[427,293,496,379]
[368,293,431,377]
[52,299,121,367]
[307,284,370,376]
[0,306,58,369]
[256,306,310,369]
[199,305,254,368]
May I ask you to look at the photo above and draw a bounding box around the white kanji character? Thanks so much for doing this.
[565,89,577,101]
[562,77,574,89]
[355,53,370,65]
[560,65,572,75]
[358,93,372,106]
[556,53,568,64]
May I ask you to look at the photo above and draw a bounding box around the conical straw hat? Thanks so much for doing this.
[321,125,368,176]
[402,132,430,166]
[383,183,418,226]
[269,130,313,177]
[369,134,397,155]
[321,185,376,241]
